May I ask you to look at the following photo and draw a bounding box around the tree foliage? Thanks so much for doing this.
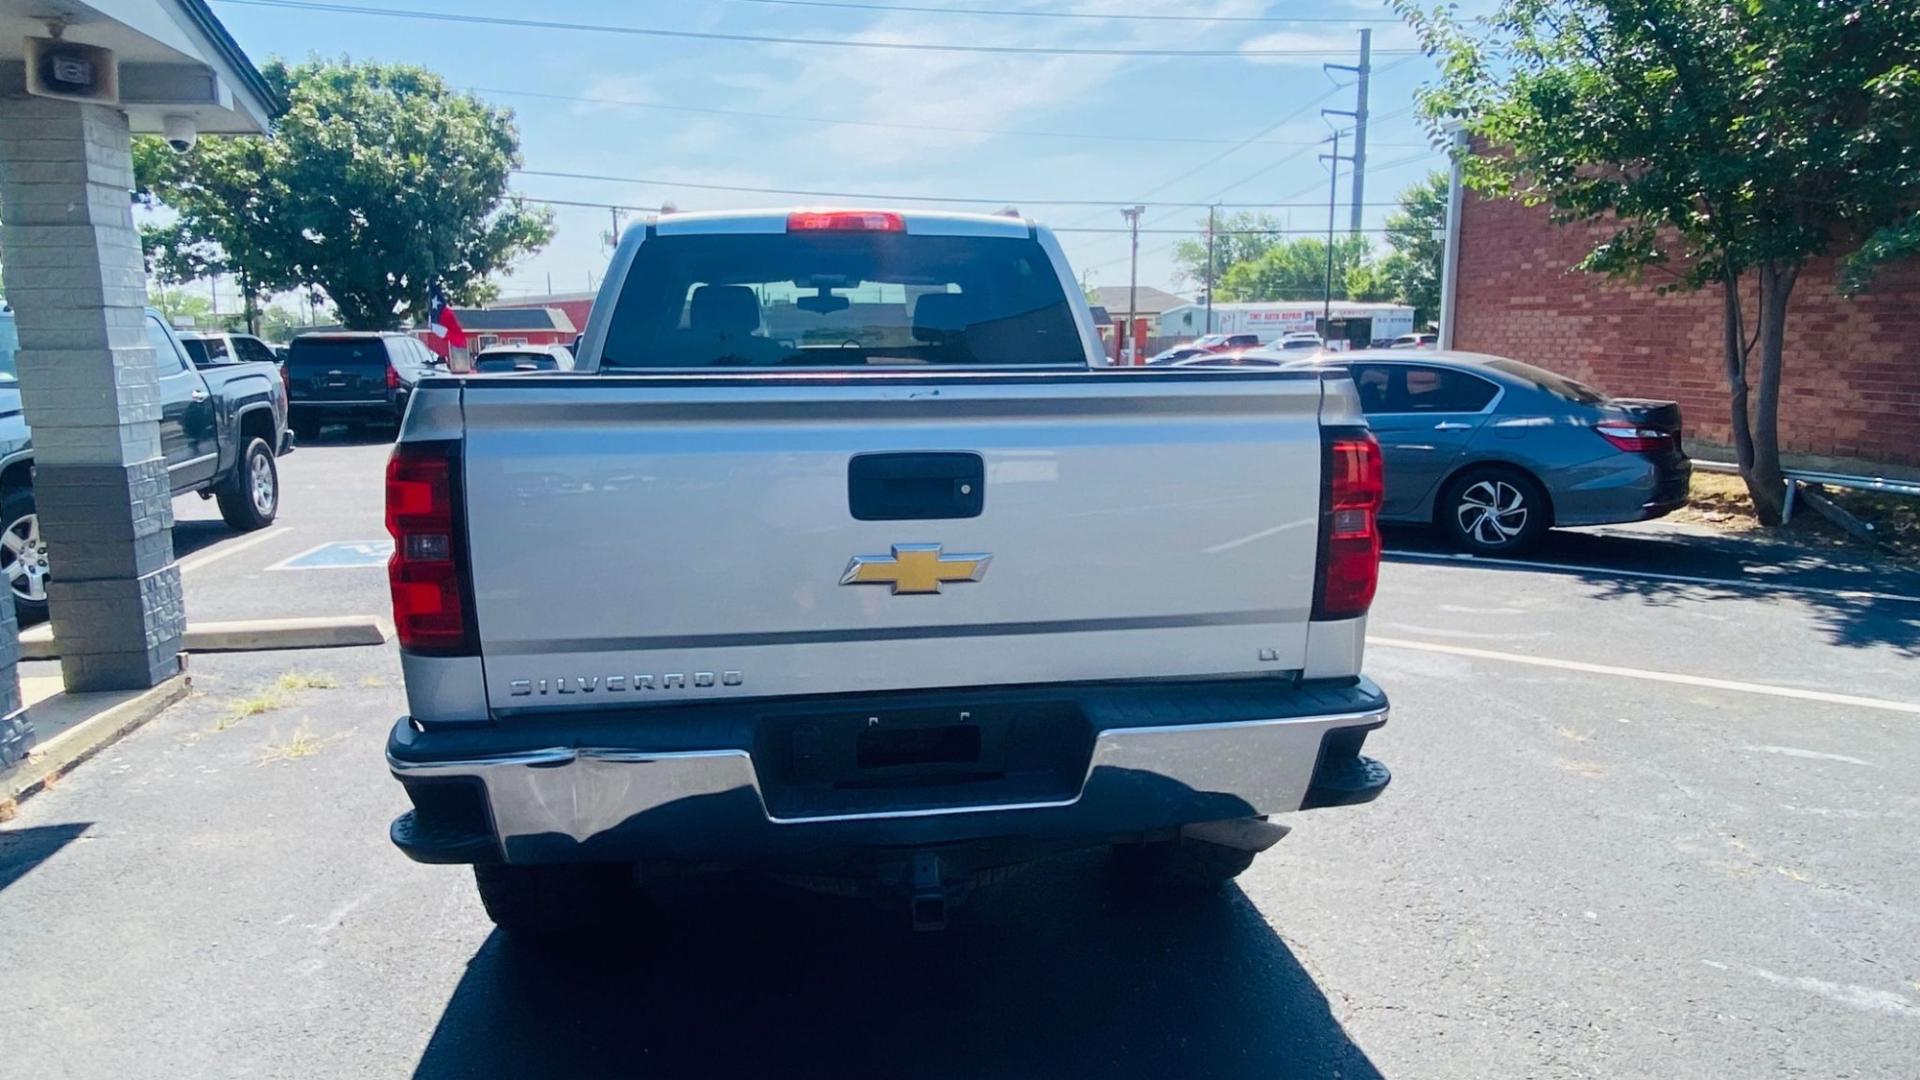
[1171,212,1289,291]
[1376,172,1447,326]
[137,59,553,330]
[1395,0,1920,521]
[1216,234,1377,303]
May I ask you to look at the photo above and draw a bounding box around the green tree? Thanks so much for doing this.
[1377,172,1447,326]
[148,288,215,325]
[1397,0,1920,522]
[1172,211,1288,291]
[1217,235,1375,302]
[136,59,553,331]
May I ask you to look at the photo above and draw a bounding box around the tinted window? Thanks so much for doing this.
[288,337,389,372]
[185,334,230,363]
[1402,365,1497,411]
[233,336,278,364]
[1346,363,1497,413]
[0,315,17,384]
[602,232,1083,368]
[145,317,190,374]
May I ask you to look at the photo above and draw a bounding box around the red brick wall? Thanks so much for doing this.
[1454,194,1920,468]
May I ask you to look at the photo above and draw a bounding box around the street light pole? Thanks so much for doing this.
[1121,204,1145,365]
[1322,129,1341,338]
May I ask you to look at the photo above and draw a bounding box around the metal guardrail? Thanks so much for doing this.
[1695,460,1920,523]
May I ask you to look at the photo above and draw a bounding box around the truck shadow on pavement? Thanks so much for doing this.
[0,822,91,896]
[412,851,1384,1080]
[1386,525,1920,654]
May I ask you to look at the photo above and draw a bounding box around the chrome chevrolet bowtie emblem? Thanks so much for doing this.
[841,544,992,595]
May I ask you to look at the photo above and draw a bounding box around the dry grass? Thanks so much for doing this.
[275,672,338,692]
[257,721,349,764]
[1671,471,1920,561]
[222,694,284,728]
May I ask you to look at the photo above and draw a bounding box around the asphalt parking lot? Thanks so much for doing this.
[3,437,1918,1078]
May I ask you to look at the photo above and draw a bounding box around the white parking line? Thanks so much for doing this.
[176,526,290,575]
[1368,635,1920,716]
[1385,548,1920,605]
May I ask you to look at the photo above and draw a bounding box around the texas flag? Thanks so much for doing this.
[425,282,467,357]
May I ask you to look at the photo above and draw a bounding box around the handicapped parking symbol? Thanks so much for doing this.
[269,539,395,571]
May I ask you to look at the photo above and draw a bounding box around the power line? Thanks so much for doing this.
[211,0,1423,57]
[719,0,1402,23]
[512,169,1406,208]
[470,85,1430,150]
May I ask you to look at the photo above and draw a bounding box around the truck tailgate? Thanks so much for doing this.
[457,372,1327,711]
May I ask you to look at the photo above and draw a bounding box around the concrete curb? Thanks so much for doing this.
[2,675,191,808]
[20,616,390,660]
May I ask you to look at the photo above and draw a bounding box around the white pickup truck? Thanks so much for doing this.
[384,208,1391,933]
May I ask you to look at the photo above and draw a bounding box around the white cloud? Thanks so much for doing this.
[749,0,1274,169]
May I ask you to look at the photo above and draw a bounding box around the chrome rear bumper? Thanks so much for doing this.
[388,700,1389,864]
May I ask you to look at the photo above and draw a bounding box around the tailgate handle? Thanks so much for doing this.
[849,452,984,521]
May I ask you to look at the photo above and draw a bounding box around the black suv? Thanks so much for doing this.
[285,332,442,439]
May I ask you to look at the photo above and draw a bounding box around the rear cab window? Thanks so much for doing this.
[182,336,229,364]
[289,337,390,371]
[474,352,559,373]
[600,225,1084,369]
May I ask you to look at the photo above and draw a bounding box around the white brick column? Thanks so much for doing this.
[0,97,182,691]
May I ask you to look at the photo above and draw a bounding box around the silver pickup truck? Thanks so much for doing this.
[384,208,1391,933]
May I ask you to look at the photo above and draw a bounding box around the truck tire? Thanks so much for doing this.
[215,437,279,531]
[1112,835,1258,893]
[291,414,321,442]
[472,864,631,938]
[0,487,50,623]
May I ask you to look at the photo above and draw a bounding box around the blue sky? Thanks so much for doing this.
[202,0,1460,305]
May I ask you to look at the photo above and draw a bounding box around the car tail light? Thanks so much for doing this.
[386,363,402,391]
[1314,428,1384,621]
[1594,423,1675,454]
[386,440,474,654]
[787,209,904,232]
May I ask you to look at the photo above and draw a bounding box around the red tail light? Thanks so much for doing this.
[386,363,402,391]
[1314,429,1384,620]
[386,440,474,654]
[787,209,904,232]
[1594,423,1674,454]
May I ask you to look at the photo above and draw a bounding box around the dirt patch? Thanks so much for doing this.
[1671,472,1920,561]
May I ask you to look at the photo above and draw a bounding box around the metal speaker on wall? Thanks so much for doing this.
[24,37,119,105]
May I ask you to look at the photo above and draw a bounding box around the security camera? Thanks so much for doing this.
[162,114,197,154]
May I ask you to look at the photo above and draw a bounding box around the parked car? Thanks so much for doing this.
[1279,349,1689,553]
[1388,333,1438,350]
[384,207,1393,936]
[470,344,575,374]
[0,308,291,620]
[1277,332,1324,351]
[1191,332,1261,353]
[284,332,442,440]
[176,330,281,368]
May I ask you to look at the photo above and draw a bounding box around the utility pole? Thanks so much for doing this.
[1204,205,1216,334]
[1320,129,1342,338]
[608,206,623,250]
[1324,29,1371,236]
[1121,204,1145,365]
